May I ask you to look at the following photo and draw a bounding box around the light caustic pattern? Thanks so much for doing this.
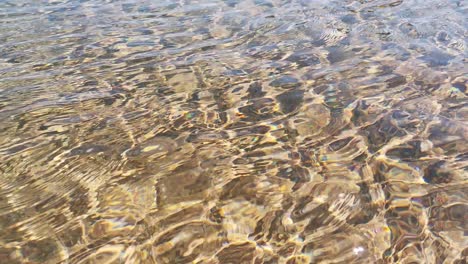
[0,0,466,263]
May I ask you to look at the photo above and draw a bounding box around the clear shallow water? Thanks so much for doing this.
[0,0,467,263]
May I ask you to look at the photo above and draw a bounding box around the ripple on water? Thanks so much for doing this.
[0,0,466,263]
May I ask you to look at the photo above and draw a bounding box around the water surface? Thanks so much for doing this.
[0,0,467,263]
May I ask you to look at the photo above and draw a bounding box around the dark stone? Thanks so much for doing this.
[247,82,266,98]
[362,117,406,152]
[21,239,59,263]
[423,161,452,184]
[121,3,135,13]
[399,22,419,37]
[329,137,353,151]
[286,53,320,67]
[436,31,449,42]
[386,143,423,160]
[277,165,310,183]
[137,29,154,35]
[276,90,304,113]
[419,50,455,67]
[447,204,468,221]
[102,97,116,105]
[386,75,406,88]
[224,0,240,7]
[254,0,274,7]
[270,76,301,89]
[327,46,348,64]
[238,98,275,119]
[127,41,155,47]
[452,82,466,93]
[303,203,333,234]
[83,80,98,86]
[6,57,21,63]
[69,186,89,216]
[341,14,357,24]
